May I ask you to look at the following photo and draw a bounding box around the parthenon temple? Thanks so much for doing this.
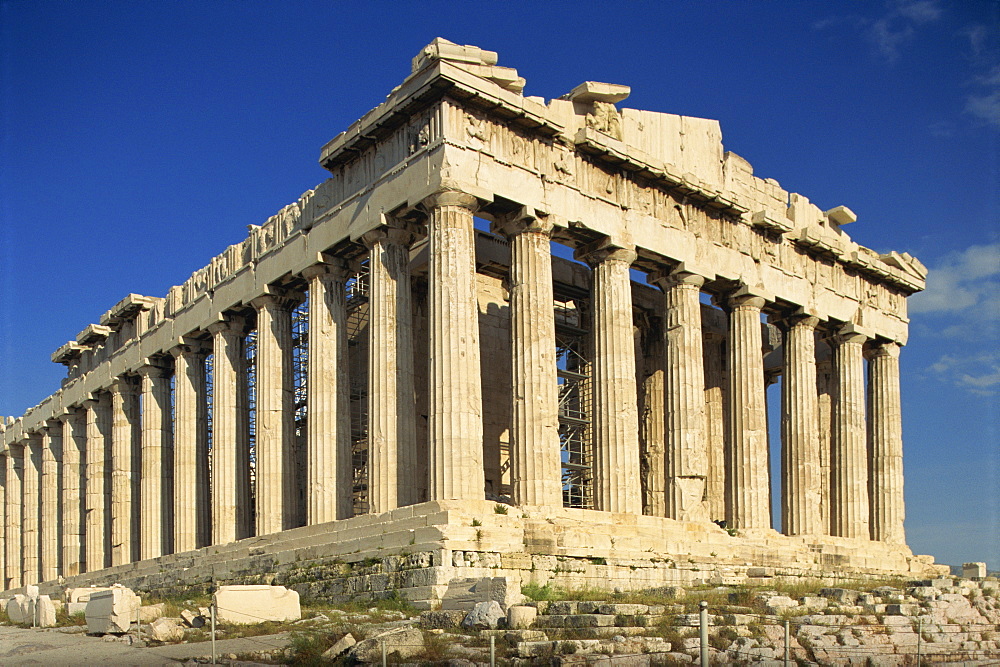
[1,39,943,603]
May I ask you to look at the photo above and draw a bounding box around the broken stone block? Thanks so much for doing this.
[351,626,425,662]
[963,562,987,579]
[34,595,57,627]
[821,588,860,603]
[419,609,466,629]
[462,600,504,629]
[148,617,184,642]
[139,603,165,622]
[507,605,537,629]
[65,587,113,604]
[180,609,204,628]
[441,576,522,611]
[321,633,356,659]
[6,595,28,624]
[85,588,141,634]
[764,595,799,614]
[213,585,300,625]
[67,602,88,615]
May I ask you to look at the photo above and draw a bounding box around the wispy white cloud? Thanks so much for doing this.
[966,63,1000,128]
[869,0,942,62]
[913,243,1000,394]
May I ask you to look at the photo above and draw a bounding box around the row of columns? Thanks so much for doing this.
[1,188,907,589]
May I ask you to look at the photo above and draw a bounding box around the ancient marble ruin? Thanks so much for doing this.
[0,39,944,605]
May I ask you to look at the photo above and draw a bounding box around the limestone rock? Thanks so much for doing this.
[85,587,140,634]
[34,594,57,627]
[507,605,537,629]
[351,626,425,662]
[419,609,466,629]
[139,603,166,622]
[180,609,204,628]
[321,633,356,658]
[441,576,522,611]
[148,617,184,642]
[6,595,28,624]
[213,585,300,625]
[462,600,504,629]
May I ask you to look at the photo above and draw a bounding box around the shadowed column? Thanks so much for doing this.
[868,341,906,544]
[252,291,300,534]
[40,420,62,580]
[110,377,138,566]
[578,242,641,515]
[724,288,771,530]
[494,209,563,508]
[172,343,210,552]
[5,445,23,588]
[303,261,354,523]
[84,395,111,571]
[60,410,86,576]
[364,224,420,512]
[139,364,173,559]
[830,324,870,539]
[208,316,252,544]
[780,314,823,536]
[22,435,41,584]
[423,191,485,501]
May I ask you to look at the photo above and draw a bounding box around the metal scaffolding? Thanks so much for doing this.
[346,261,370,516]
[554,289,593,509]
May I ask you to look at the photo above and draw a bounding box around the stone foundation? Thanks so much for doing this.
[2,501,944,608]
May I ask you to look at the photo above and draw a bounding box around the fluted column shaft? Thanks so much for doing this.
[725,292,771,530]
[5,446,22,588]
[364,228,419,512]
[425,191,485,500]
[209,317,251,543]
[110,378,138,566]
[172,345,210,552]
[868,341,905,543]
[496,213,562,507]
[252,293,298,534]
[84,396,111,571]
[831,328,870,539]
[40,422,61,581]
[583,246,641,514]
[703,332,727,522]
[0,454,5,586]
[21,436,41,584]
[140,365,173,559]
[304,263,353,523]
[641,329,666,517]
[781,315,823,535]
[60,412,85,576]
[656,272,709,521]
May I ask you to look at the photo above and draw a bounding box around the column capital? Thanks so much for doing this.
[169,339,212,358]
[206,314,246,337]
[772,309,821,331]
[43,418,62,432]
[137,363,171,380]
[648,265,707,290]
[360,218,424,250]
[574,237,637,267]
[722,285,774,309]
[250,287,303,313]
[491,206,555,239]
[419,189,479,213]
[832,322,872,346]
[301,255,350,281]
[866,339,901,360]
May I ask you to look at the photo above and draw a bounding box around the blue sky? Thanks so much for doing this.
[1,1,997,569]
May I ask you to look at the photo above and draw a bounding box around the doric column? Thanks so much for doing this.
[208,316,251,544]
[651,270,709,522]
[423,191,485,501]
[4,445,22,588]
[868,341,906,544]
[251,291,299,534]
[816,356,834,533]
[40,421,62,581]
[780,314,823,536]
[724,289,771,530]
[110,377,138,566]
[303,261,353,523]
[84,395,111,571]
[60,410,86,576]
[22,435,41,584]
[640,322,666,517]
[703,331,727,523]
[494,210,562,507]
[363,224,420,513]
[139,364,173,559]
[830,324,870,539]
[171,342,210,552]
[578,242,641,515]
[0,453,5,586]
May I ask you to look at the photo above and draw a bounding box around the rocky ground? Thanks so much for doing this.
[1,575,998,664]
